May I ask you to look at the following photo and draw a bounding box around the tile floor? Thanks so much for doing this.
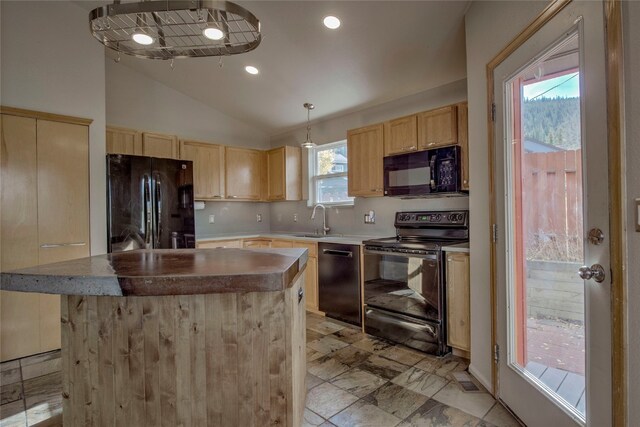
[0,313,523,427]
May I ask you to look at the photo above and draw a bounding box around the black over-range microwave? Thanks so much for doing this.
[383,146,462,197]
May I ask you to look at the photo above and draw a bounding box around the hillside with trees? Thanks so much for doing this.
[522,96,581,149]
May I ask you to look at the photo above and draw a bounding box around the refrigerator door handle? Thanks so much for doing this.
[155,174,162,248]
[144,174,153,249]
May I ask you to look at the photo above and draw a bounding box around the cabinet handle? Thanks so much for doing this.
[41,242,86,248]
[298,287,304,304]
[228,195,238,199]
[212,195,223,199]
[402,145,417,151]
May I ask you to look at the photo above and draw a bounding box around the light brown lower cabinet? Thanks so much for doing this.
[446,252,471,352]
[0,111,90,362]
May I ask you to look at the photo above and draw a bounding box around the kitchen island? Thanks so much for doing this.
[0,248,308,427]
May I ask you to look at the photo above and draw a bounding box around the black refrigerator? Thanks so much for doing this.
[107,154,195,253]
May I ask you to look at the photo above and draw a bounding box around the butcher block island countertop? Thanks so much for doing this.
[1,248,309,427]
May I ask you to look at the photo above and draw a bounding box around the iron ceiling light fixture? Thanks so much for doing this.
[89,0,261,60]
[301,103,316,148]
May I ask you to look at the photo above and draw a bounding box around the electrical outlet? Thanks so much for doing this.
[208,214,215,224]
[364,210,376,224]
[257,214,262,223]
[293,213,298,222]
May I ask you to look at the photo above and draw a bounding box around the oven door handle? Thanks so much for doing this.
[364,248,438,260]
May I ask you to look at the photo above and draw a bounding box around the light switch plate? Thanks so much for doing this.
[293,213,298,222]
[208,214,215,224]
[257,214,262,223]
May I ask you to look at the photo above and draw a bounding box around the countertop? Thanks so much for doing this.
[198,233,471,253]
[0,248,308,297]
[441,242,470,253]
[196,233,386,246]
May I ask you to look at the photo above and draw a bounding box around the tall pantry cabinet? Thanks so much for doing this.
[0,108,90,361]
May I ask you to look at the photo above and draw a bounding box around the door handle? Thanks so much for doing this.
[578,264,606,283]
[144,175,152,248]
[155,174,162,247]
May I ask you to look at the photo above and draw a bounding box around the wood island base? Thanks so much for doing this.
[61,275,306,427]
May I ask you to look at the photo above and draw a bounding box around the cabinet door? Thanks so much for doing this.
[0,114,41,361]
[304,257,318,311]
[180,140,225,200]
[347,124,384,197]
[446,252,470,351]
[225,147,263,200]
[267,147,285,200]
[142,132,179,159]
[106,126,142,155]
[37,120,90,254]
[384,115,418,156]
[457,102,469,190]
[418,105,458,149]
[267,146,301,201]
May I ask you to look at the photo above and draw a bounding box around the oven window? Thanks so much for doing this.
[363,252,440,321]
[388,166,430,188]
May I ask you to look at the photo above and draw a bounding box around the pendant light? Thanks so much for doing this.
[301,103,316,148]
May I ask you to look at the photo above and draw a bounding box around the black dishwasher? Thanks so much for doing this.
[318,242,361,326]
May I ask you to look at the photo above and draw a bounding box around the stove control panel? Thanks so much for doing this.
[395,210,468,226]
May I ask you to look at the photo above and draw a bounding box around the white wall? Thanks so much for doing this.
[622,2,639,423]
[464,0,547,390]
[1,0,107,255]
[106,61,271,150]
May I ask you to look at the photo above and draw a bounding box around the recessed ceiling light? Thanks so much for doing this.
[323,16,341,29]
[203,27,224,40]
[132,32,154,45]
[245,65,259,75]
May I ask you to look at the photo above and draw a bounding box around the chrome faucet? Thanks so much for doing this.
[311,204,330,235]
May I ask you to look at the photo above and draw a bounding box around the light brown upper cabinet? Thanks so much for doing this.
[267,146,301,201]
[384,114,418,156]
[225,146,264,200]
[347,123,384,197]
[0,111,90,362]
[457,102,469,190]
[142,131,179,159]
[418,105,458,150]
[106,126,142,155]
[179,140,225,200]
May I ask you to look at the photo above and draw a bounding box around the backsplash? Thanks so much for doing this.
[195,202,271,237]
[194,197,469,238]
[269,196,470,237]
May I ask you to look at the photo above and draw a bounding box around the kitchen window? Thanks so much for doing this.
[309,140,353,206]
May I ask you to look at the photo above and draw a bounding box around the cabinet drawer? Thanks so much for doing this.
[291,241,317,258]
[197,239,242,249]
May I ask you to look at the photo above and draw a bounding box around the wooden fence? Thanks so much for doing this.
[522,149,583,262]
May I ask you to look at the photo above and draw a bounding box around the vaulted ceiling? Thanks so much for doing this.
[83,1,469,134]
